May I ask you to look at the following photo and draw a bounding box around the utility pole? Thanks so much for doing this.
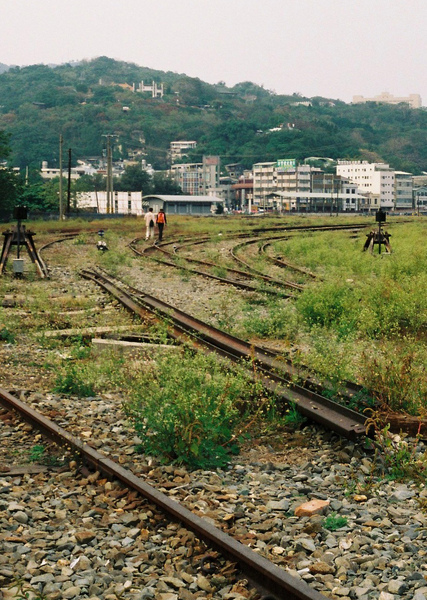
[59,134,64,220]
[102,134,117,214]
[67,148,72,215]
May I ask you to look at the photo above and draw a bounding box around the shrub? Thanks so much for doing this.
[123,350,265,469]
[53,364,95,397]
[360,343,427,415]
[364,416,427,482]
[0,327,15,343]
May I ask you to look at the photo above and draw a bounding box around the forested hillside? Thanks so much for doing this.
[0,56,426,173]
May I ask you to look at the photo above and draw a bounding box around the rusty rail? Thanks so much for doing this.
[0,387,327,600]
[129,237,295,296]
[80,269,367,439]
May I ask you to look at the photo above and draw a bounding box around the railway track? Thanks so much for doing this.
[129,223,368,295]
[259,240,318,279]
[230,237,304,291]
[0,387,327,600]
[129,236,296,296]
[80,268,367,439]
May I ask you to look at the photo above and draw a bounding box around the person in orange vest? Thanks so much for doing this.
[156,208,167,242]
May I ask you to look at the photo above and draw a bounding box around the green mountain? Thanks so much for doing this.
[0,56,426,173]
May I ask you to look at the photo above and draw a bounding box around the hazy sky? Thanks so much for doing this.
[2,0,427,104]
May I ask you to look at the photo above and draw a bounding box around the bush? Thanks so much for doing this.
[124,350,264,469]
[0,327,15,343]
[360,343,427,415]
[53,364,95,397]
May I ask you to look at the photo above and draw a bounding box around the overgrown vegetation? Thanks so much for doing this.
[0,326,15,343]
[365,416,427,482]
[53,364,96,397]
[123,349,274,469]
[257,222,427,415]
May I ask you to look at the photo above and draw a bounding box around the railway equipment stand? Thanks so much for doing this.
[97,228,108,252]
[0,206,48,278]
[363,208,392,254]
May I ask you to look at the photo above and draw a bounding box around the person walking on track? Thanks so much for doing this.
[144,207,156,241]
[156,208,167,242]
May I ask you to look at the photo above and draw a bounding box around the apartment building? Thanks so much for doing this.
[336,161,395,209]
[253,160,318,208]
[170,156,220,196]
[252,162,276,206]
[170,163,203,195]
[169,141,197,163]
[352,92,422,109]
[276,163,312,194]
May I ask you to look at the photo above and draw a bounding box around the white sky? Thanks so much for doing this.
[2,0,427,104]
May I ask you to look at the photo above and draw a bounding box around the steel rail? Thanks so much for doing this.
[128,238,294,296]
[0,387,326,600]
[229,225,369,287]
[80,269,367,438]
[39,233,79,253]
[230,239,304,291]
[259,240,318,279]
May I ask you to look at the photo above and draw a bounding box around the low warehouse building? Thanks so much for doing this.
[142,195,224,215]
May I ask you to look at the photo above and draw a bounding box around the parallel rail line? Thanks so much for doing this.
[80,268,367,439]
[129,237,295,296]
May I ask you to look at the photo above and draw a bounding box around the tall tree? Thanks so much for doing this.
[114,164,153,193]
[0,130,20,220]
[152,172,182,195]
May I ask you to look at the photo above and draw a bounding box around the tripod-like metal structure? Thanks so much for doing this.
[0,225,48,278]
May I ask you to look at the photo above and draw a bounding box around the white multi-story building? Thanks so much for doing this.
[77,191,144,215]
[336,161,395,209]
[252,162,276,206]
[352,92,422,109]
[40,161,81,180]
[135,80,164,98]
[253,161,321,208]
[169,141,197,163]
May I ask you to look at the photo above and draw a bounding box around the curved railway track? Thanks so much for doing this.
[129,237,297,296]
[129,222,368,296]
[80,268,367,439]
[230,237,304,291]
[259,240,318,279]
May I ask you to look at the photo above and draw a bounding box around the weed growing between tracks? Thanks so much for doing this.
[8,579,48,600]
[123,349,279,470]
[0,327,15,343]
